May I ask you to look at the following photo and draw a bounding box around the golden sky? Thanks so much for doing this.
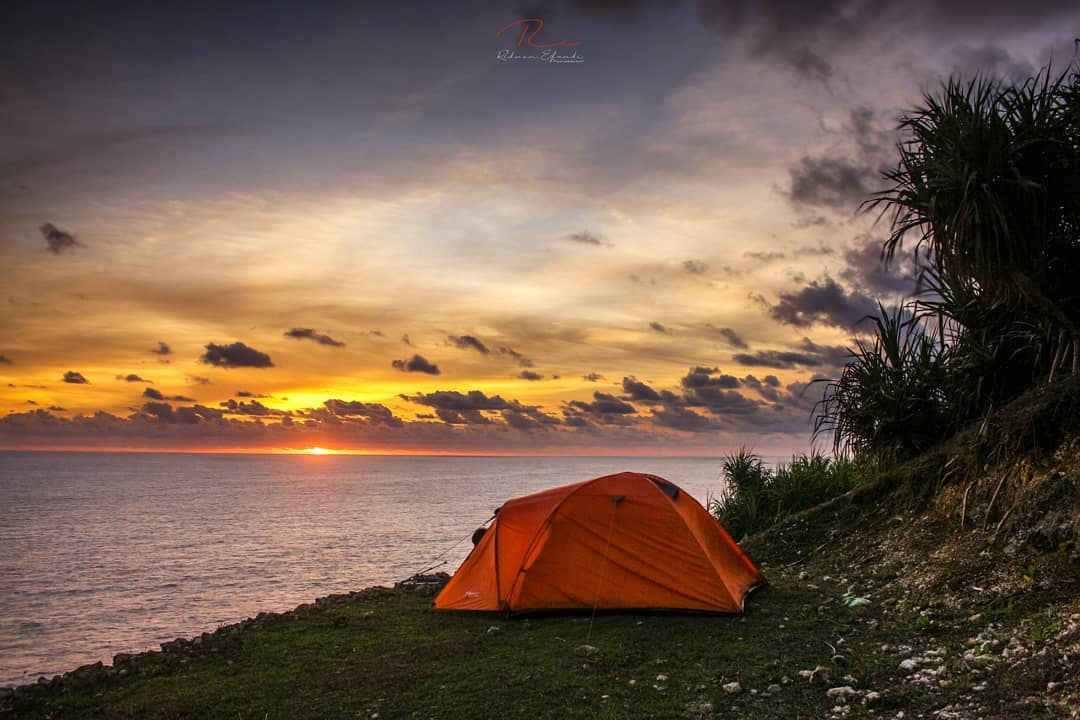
[1,2,1074,454]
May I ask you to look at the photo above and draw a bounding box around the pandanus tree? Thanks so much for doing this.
[815,65,1080,462]
[872,67,1080,386]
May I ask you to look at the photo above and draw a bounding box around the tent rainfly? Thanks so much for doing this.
[434,472,763,614]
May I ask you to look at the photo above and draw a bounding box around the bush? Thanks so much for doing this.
[709,449,863,540]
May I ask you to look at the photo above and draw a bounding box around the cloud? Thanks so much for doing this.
[582,372,604,382]
[63,371,89,384]
[220,399,287,416]
[117,374,151,383]
[787,156,874,212]
[519,370,544,381]
[786,45,833,83]
[201,342,274,368]
[498,346,534,367]
[651,407,722,432]
[705,324,749,349]
[404,390,511,412]
[621,376,662,403]
[189,376,211,385]
[143,387,196,402]
[680,366,741,390]
[649,321,670,334]
[567,229,606,246]
[284,328,345,347]
[769,276,876,329]
[683,259,708,274]
[568,392,637,416]
[40,223,80,253]
[448,334,490,354]
[840,236,918,296]
[321,399,403,427]
[392,354,441,375]
[745,251,785,263]
[0,355,11,364]
[734,337,849,369]
[235,390,270,398]
[150,341,172,356]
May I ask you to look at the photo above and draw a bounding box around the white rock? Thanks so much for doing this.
[899,659,919,672]
[766,684,782,694]
[723,681,741,694]
[827,686,859,703]
[864,691,882,703]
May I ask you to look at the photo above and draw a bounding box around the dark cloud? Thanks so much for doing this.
[368,329,384,337]
[568,392,637,416]
[621,376,662,403]
[948,45,1036,83]
[404,390,511,412]
[150,341,171,356]
[768,276,876,329]
[322,399,403,427]
[651,407,722,432]
[0,355,11,364]
[745,251,785,263]
[201,342,274,369]
[117,374,151,383]
[794,245,835,257]
[567,230,606,246]
[705,325,749,349]
[448,334,490,354]
[392,354,441,375]
[220,399,287,416]
[143,387,195,402]
[786,45,833,83]
[189,376,211,385]
[284,328,345,347]
[649,321,670,334]
[25,400,37,405]
[236,390,270,398]
[787,156,874,212]
[582,372,604,382]
[498,346,534,367]
[519,370,544,381]
[683,259,708,274]
[734,337,849,369]
[48,405,65,412]
[680,366,741,390]
[63,371,88,384]
[764,375,781,387]
[40,223,80,253]
[840,236,918,296]
[402,334,412,346]
[141,401,175,421]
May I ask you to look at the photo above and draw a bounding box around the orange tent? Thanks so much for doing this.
[434,472,763,614]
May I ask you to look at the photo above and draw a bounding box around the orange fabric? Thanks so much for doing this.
[434,472,763,614]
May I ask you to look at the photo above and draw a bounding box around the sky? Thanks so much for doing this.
[1,1,1078,455]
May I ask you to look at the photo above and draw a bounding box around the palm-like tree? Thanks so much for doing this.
[869,66,1080,379]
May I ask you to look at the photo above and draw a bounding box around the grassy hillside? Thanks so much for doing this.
[4,381,1079,719]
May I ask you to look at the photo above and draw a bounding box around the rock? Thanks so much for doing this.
[864,691,881,703]
[574,644,598,658]
[722,681,741,694]
[112,652,134,665]
[486,626,500,634]
[899,658,919,673]
[1047,681,1060,692]
[656,674,668,681]
[827,686,859,703]
[766,684,782,694]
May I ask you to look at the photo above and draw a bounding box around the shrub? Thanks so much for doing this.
[710,449,863,539]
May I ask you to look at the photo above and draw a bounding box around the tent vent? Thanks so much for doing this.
[611,494,625,504]
[647,476,679,499]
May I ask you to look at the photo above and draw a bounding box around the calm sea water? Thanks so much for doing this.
[0,452,772,687]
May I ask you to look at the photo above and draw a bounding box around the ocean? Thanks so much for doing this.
[0,451,768,687]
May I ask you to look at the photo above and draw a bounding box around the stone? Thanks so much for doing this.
[899,658,919,673]
[827,686,859,703]
[864,691,882,703]
[723,681,741,694]
[766,684,782,694]
[574,644,598,658]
